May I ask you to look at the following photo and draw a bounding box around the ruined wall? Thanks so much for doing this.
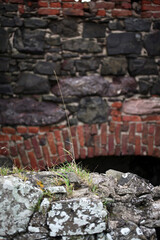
[0,0,160,169]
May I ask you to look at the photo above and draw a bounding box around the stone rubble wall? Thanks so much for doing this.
[0,0,160,168]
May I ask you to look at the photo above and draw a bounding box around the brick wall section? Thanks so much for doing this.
[1,102,160,170]
[0,0,160,18]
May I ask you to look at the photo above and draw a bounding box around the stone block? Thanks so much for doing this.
[101,57,127,76]
[34,61,61,75]
[75,58,100,72]
[151,79,160,95]
[0,57,9,72]
[83,22,106,38]
[24,18,48,29]
[129,58,158,76]
[0,84,13,95]
[107,32,142,55]
[0,28,8,53]
[77,96,109,124]
[62,39,101,53]
[125,18,151,31]
[144,31,160,56]
[47,198,107,236]
[108,20,124,30]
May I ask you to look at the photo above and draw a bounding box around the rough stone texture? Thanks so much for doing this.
[34,61,61,75]
[101,57,127,76]
[122,98,160,115]
[108,20,124,30]
[129,58,158,76]
[77,96,109,124]
[0,176,43,236]
[0,156,13,169]
[14,29,45,54]
[83,22,106,38]
[125,18,151,32]
[47,198,107,236]
[24,18,48,29]
[1,16,23,27]
[62,39,101,53]
[0,98,66,125]
[0,28,8,53]
[14,73,50,94]
[107,77,137,97]
[0,84,13,95]
[151,79,160,96]
[75,58,100,73]
[107,33,142,55]
[0,57,9,72]
[144,31,160,56]
[52,76,109,97]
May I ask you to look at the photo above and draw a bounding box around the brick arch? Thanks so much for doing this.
[1,101,160,170]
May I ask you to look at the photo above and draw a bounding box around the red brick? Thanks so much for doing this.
[10,0,23,3]
[0,142,9,156]
[121,2,131,9]
[47,132,57,155]
[141,12,152,18]
[77,125,85,147]
[24,139,32,150]
[121,122,129,132]
[39,126,50,132]
[115,123,121,144]
[37,159,46,170]
[148,135,153,156]
[17,144,29,167]
[96,2,115,9]
[142,115,160,121]
[128,145,134,155]
[28,127,39,134]
[142,4,160,11]
[111,102,122,109]
[13,157,22,168]
[18,4,24,14]
[71,126,76,137]
[122,134,128,155]
[122,115,141,122]
[142,0,151,3]
[54,130,62,142]
[112,116,122,122]
[153,0,160,4]
[38,8,60,15]
[83,124,90,146]
[94,135,101,156]
[91,124,98,135]
[153,148,160,158]
[115,145,121,156]
[88,147,94,158]
[101,146,107,156]
[135,135,141,155]
[109,122,115,133]
[73,3,84,9]
[51,156,59,166]
[148,124,155,135]
[141,146,147,156]
[108,134,114,155]
[97,10,106,16]
[28,151,39,170]
[111,109,121,117]
[63,8,84,16]
[50,2,61,7]
[0,135,10,141]
[42,146,52,168]
[2,127,16,134]
[142,124,148,145]
[80,148,86,159]
[57,142,66,163]
[155,125,160,146]
[63,2,73,8]
[153,12,160,18]
[10,145,18,157]
[101,123,107,145]
[17,126,27,134]
[129,123,135,144]
[136,123,142,133]
[31,136,42,159]
[72,138,79,159]
[11,135,22,141]
[112,9,132,17]
[62,129,71,151]
[38,1,48,7]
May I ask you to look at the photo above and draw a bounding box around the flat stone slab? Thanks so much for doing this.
[47,198,107,237]
[122,98,160,115]
[0,176,43,236]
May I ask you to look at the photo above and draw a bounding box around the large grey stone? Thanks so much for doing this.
[0,28,8,53]
[107,33,142,55]
[77,96,109,124]
[51,76,109,97]
[24,18,48,29]
[144,31,160,56]
[0,84,13,95]
[14,73,50,94]
[83,22,106,38]
[101,57,127,76]
[151,79,160,96]
[1,16,23,27]
[122,98,160,115]
[0,176,43,236]
[0,98,66,125]
[128,58,158,76]
[13,29,45,54]
[34,61,61,75]
[62,39,101,53]
[47,198,107,236]
[0,57,9,72]
[75,58,100,72]
[125,18,151,32]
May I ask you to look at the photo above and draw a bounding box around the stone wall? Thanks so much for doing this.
[0,0,160,169]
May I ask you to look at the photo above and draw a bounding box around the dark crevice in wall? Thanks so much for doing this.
[76,155,160,186]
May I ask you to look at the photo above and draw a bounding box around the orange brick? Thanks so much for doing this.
[2,127,16,134]
[28,127,39,134]
[17,126,27,134]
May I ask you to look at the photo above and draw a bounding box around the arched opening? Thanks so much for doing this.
[76,155,160,186]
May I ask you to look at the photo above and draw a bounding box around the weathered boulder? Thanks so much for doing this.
[52,75,109,97]
[34,61,61,75]
[122,98,160,115]
[62,39,101,53]
[75,58,100,73]
[83,22,106,38]
[101,57,127,76]
[14,73,50,94]
[0,98,66,125]
[107,32,142,55]
[144,31,160,56]
[124,18,151,32]
[129,58,158,76]
[47,198,107,236]
[0,176,43,236]
[77,96,109,124]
